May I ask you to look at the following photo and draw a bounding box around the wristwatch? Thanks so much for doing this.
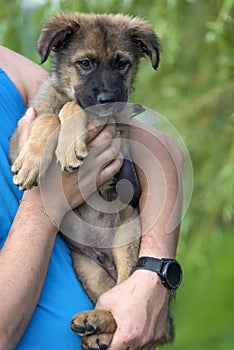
[133,256,182,290]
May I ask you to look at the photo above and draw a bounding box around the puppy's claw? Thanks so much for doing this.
[63,163,80,172]
[11,165,18,175]
[71,316,99,336]
[57,148,88,172]
[12,171,39,191]
[70,321,85,335]
[13,176,19,186]
[85,323,95,333]
[77,154,86,162]
[96,338,108,350]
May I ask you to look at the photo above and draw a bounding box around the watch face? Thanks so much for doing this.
[164,260,182,289]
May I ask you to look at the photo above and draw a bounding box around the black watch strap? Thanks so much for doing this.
[133,256,182,290]
[133,256,164,273]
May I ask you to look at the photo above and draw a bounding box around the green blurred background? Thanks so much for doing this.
[1,0,233,349]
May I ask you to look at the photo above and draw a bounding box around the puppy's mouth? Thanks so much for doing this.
[76,100,145,120]
[85,102,126,118]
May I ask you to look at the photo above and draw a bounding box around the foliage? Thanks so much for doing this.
[1,0,233,348]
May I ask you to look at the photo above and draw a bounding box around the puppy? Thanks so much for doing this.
[10,12,173,349]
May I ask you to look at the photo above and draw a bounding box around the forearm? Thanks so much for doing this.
[0,189,57,350]
[94,122,183,349]
[138,158,181,259]
[130,120,183,259]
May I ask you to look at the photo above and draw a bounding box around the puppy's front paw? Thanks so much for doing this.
[55,136,88,172]
[11,150,40,190]
[56,101,88,172]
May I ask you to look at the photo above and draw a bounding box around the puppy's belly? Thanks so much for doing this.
[60,199,121,279]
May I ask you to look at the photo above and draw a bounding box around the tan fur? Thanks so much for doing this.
[11,114,60,188]
[9,12,172,349]
[56,102,89,170]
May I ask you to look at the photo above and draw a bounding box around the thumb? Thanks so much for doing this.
[18,107,36,151]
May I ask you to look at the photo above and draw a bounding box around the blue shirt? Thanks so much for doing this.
[0,68,93,349]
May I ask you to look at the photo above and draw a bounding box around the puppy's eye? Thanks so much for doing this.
[117,60,130,71]
[77,59,92,70]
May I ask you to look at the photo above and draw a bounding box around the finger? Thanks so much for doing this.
[18,107,36,151]
[107,327,138,350]
[86,129,121,164]
[95,135,122,166]
[88,121,116,149]
[87,123,105,142]
[87,116,115,142]
[97,154,123,186]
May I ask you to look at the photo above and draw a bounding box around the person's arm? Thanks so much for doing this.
[0,109,122,350]
[95,120,183,350]
[0,46,124,349]
[0,45,49,105]
[131,119,182,259]
[0,187,57,349]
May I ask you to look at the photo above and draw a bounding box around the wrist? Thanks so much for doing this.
[23,187,71,226]
[22,189,61,228]
[131,269,171,300]
[23,188,43,206]
[139,252,176,259]
[139,242,178,260]
[20,198,59,228]
[133,256,183,291]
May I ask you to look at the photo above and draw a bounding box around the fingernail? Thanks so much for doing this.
[25,107,34,118]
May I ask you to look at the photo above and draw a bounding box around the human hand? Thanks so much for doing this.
[63,117,122,207]
[18,108,123,223]
[95,269,170,350]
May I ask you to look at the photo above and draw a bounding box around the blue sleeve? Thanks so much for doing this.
[0,69,93,349]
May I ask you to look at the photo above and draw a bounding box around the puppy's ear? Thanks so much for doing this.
[128,19,160,70]
[38,13,80,64]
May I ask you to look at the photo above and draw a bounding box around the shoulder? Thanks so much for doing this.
[0,46,49,105]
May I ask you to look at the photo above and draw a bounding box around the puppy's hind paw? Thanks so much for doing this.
[81,334,113,350]
[71,310,116,336]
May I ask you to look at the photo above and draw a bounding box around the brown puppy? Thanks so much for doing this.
[10,12,173,349]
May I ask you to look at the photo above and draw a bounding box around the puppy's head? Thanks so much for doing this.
[38,12,160,114]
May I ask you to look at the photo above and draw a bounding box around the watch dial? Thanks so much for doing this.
[167,262,182,287]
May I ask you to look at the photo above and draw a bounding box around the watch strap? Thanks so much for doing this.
[133,256,182,291]
[133,256,164,274]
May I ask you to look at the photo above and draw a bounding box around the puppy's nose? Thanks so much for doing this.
[97,92,116,104]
